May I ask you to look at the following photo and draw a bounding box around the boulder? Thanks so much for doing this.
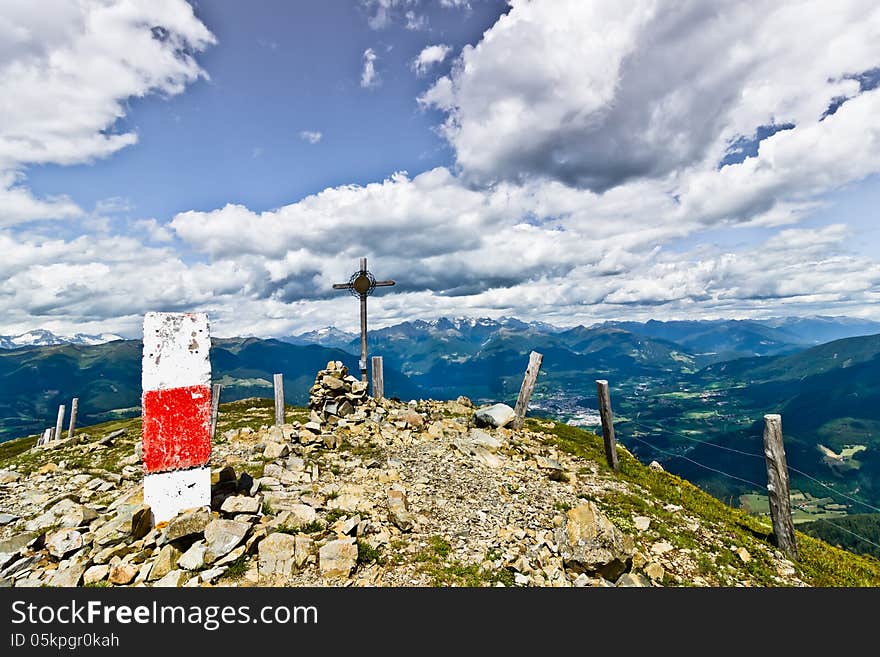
[178,541,207,571]
[473,403,516,428]
[109,563,138,586]
[221,495,262,515]
[556,502,634,581]
[130,505,153,539]
[616,572,652,587]
[164,507,212,542]
[148,544,182,581]
[319,539,357,578]
[45,529,83,559]
[387,490,414,532]
[204,519,250,563]
[258,532,298,577]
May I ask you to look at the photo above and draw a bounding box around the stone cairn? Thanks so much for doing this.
[308,361,370,426]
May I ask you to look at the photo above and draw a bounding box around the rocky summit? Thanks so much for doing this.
[1,367,879,587]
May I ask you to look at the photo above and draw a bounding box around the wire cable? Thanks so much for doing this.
[625,433,767,490]
[624,418,765,459]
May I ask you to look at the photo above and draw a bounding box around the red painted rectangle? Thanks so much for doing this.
[142,384,212,473]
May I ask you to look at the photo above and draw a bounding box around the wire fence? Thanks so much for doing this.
[595,411,880,556]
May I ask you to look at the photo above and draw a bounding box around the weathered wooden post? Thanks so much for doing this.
[762,414,798,560]
[371,356,384,399]
[53,404,65,443]
[142,312,212,523]
[512,351,543,430]
[67,398,78,439]
[273,373,285,426]
[596,379,619,472]
[210,383,222,439]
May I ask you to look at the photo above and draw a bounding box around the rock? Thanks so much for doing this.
[178,541,207,571]
[221,495,262,515]
[83,565,110,586]
[473,403,516,428]
[199,567,227,583]
[645,562,665,582]
[164,507,212,542]
[58,504,99,529]
[0,532,37,554]
[556,502,634,580]
[130,505,153,539]
[294,535,313,568]
[616,573,652,587]
[319,539,357,578]
[651,541,674,555]
[0,513,19,526]
[633,516,651,532]
[302,421,322,434]
[109,563,138,585]
[648,460,664,472]
[0,470,21,484]
[277,504,318,528]
[153,569,189,587]
[468,429,503,452]
[148,544,182,581]
[37,462,58,475]
[401,409,424,430]
[204,519,250,563]
[45,529,83,559]
[534,456,565,481]
[514,572,530,586]
[46,559,86,587]
[736,547,751,563]
[258,532,298,577]
[387,489,414,532]
[263,442,289,459]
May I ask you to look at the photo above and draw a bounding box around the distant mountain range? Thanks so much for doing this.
[0,329,124,350]
[4,314,880,513]
[286,315,880,364]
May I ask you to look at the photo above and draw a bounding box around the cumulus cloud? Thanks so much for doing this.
[0,0,214,226]
[412,44,451,76]
[360,48,380,88]
[421,0,880,193]
[5,0,880,337]
[299,130,323,144]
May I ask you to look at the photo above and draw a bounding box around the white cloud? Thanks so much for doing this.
[361,48,381,88]
[405,10,428,31]
[5,0,880,337]
[0,0,215,226]
[422,0,880,193]
[412,44,451,76]
[299,130,323,144]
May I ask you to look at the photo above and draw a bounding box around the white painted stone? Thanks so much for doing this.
[142,312,211,391]
[144,467,211,523]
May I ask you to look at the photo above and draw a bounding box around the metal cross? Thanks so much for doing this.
[332,257,395,382]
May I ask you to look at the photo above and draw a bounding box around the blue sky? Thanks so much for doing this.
[2,0,880,338]
[24,1,505,222]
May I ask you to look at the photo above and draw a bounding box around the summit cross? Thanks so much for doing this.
[332,257,396,382]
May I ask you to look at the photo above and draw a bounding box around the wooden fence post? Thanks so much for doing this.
[67,398,78,439]
[54,404,65,443]
[210,383,222,439]
[596,380,619,471]
[762,414,798,560]
[273,373,285,426]
[371,356,384,400]
[512,351,543,430]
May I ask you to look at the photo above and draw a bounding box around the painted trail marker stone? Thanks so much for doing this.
[142,312,212,523]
